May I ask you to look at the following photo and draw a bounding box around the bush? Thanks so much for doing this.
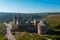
[0,22,7,40]
[12,23,18,31]
[16,32,34,40]
[0,36,7,40]
[16,32,47,40]
[0,23,6,36]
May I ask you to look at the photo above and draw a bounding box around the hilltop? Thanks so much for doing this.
[43,14,60,27]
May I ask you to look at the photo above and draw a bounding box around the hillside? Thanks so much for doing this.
[16,32,47,40]
[43,14,60,27]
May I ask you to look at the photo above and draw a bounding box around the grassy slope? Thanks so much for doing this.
[0,23,7,40]
[16,32,47,40]
[15,32,60,40]
[43,14,60,27]
[0,36,7,40]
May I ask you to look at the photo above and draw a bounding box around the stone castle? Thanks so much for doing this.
[13,14,48,35]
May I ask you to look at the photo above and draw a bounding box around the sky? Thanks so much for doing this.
[0,0,60,13]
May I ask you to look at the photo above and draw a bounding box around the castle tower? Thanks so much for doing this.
[16,13,20,25]
[37,20,48,35]
[16,20,19,24]
[33,19,37,33]
[13,14,17,24]
[13,13,20,25]
[37,22,41,35]
[34,19,37,26]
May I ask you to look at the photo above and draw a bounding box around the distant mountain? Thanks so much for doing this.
[0,12,60,17]
[0,12,13,17]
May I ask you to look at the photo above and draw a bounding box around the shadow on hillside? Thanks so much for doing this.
[47,29,60,35]
[11,24,37,33]
[47,25,60,35]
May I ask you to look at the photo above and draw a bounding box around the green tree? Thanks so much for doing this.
[12,23,18,31]
[0,22,7,40]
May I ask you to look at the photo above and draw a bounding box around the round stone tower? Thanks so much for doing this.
[37,20,48,35]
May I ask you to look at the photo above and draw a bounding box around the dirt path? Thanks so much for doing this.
[4,22,16,40]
